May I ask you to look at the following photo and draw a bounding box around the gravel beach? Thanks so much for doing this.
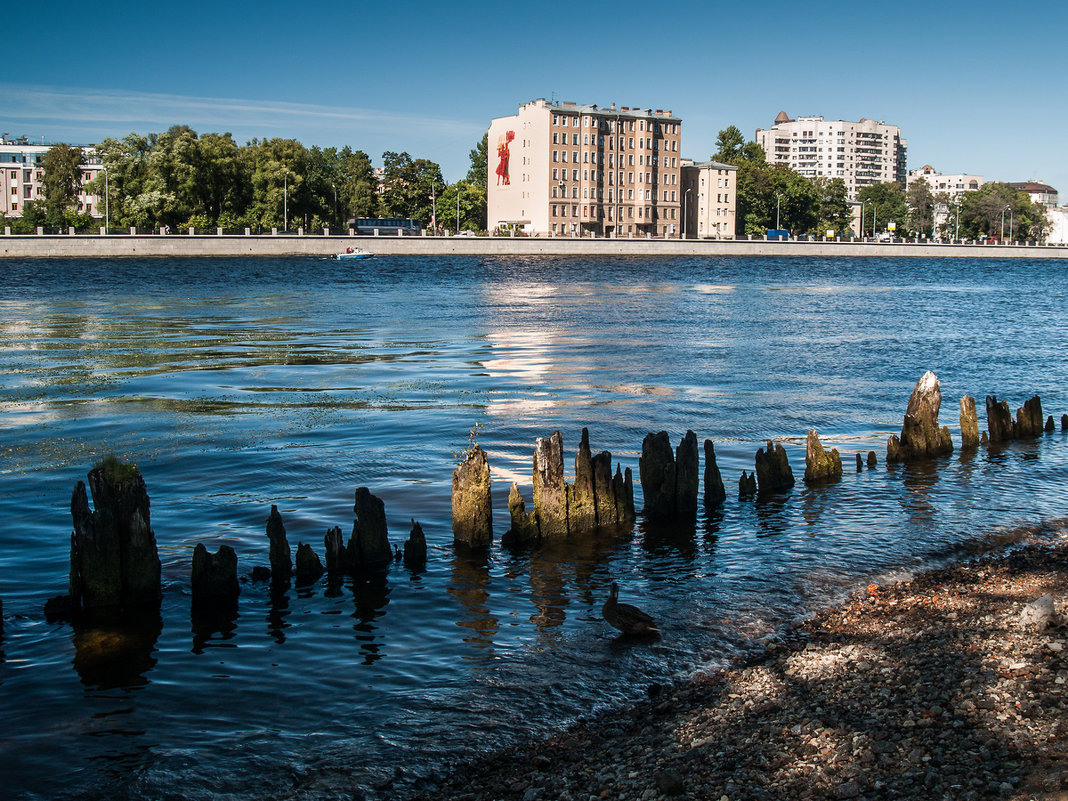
[408,526,1068,801]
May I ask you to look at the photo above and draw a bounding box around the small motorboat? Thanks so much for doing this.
[333,247,373,260]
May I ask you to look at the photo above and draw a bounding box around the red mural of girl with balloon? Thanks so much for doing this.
[495,130,515,185]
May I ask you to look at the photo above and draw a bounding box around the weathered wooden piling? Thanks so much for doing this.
[350,487,392,569]
[266,505,292,583]
[703,440,726,509]
[592,451,619,530]
[986,395,1014,443]
[867,451,877,468]
[1062,414,1068,431]
[533,431,569,539]
[738,471,756,499]
[294,543,324,585]
[1046,416,1056,433]
[640,431,676,520]
[403,520,427,567]
[613,465,636,531]
[755,440,795,494]
[804,430,842,484]
[505,483,540,547]
[567,429,598,534]
[675,431,700,519]
[324,526,347,572]
[191,543,239,612]
[887,371,953,461]
[960,395,980,450]
[639,430,699,520]
[1016,396,1044,439]
[452,444,493,548]
[856,453,863,472]
[67,459,162,613]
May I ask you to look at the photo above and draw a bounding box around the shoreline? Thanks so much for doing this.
[406,525,1068,801]
[3,233,1068,259]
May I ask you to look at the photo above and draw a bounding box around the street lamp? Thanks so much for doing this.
[1001,205,1010,242]
[1009,206,1014,243]
[865,199,874,239]
[954,197,961,241]
[431,180,437,235]
[776,192,783,231]
[283,169,288,232]
[331,183,337,231]
[456,183,460,234]
[684,187,692,238]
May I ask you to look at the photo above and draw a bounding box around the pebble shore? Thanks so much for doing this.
[408,530,1068,801]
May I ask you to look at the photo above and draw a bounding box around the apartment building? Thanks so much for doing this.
[487,98,683,237]
[754,111,907,199]
[907,165,983,198]
[1010,181,1059,208]
[0,135,104,220]
[680,159,737,238]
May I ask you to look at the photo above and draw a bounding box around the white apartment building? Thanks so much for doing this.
[680,159,737,238]
[907,165,983,198]
[487,98,683,238]
[1,135,104,220]
[755,112,907,200]
[1010,181,1059,208]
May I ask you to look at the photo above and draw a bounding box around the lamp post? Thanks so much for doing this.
[955,197,961,241]
[1001,205,1009,242]
[684,187,692,238]
[331,183,337,231]
[776,192,783,231]
[456,183,461,234]
[859,201,864,241]
[283,169,288,233]
[1009,206,1014,243]
[864,199,874,239]
[431,180,437,235]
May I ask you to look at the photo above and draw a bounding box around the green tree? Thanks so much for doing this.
[467,133,488,191]
[378,151,444,225]
[40,143,84,227]
[957,182,1051,242]
[737,163,818,236]
[857,182,908,238]
[813,177,852,238]
[464,135,488,228]
[905,180,936,238]
[337,147,377,222]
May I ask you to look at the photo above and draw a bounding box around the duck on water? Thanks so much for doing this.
[602,582,660,636]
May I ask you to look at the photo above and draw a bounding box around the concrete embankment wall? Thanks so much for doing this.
[3,233,1068,260]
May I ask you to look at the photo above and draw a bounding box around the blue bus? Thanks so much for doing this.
[351,217,422,235]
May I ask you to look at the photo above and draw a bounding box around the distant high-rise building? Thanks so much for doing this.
[487,98,683,238]
[754,112,907,199]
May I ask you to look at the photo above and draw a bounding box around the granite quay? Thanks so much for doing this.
[3,230,1068,259]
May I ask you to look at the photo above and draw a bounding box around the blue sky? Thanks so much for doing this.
[4,0,1066,193]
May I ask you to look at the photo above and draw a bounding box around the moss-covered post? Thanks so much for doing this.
[452,444,493,548]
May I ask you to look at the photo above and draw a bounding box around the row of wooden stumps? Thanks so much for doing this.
[34,370,1066,624]
[44,464,428,622]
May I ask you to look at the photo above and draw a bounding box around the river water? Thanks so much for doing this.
[1,255,1067,800]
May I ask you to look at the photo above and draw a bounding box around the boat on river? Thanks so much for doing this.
[333,248,373,260]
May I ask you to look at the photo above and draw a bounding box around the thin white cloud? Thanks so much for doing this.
[0,83,480,139]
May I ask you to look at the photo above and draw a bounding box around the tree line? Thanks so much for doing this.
[3,127,490,234]
[712,126,1052,241]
